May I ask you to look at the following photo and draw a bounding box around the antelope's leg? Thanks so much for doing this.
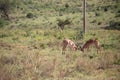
[69,46,73,51]
[62,44,67,54]
[97,49,98,54]
[96,45,100,54]
[87,46,90,51]
[97,46,101,54]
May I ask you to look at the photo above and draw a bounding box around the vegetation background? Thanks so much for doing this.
[0,0,120,80]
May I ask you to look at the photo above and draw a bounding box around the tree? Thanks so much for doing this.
[57,19,71,30]
[0,0,19,20]
[83,0,86,35]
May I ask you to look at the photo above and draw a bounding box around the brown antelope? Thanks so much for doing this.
[62,39,77,54]
[80,38,101,53]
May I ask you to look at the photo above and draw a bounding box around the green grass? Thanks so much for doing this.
[0,0,120,80]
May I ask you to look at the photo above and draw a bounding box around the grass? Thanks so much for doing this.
[0,0,120,80]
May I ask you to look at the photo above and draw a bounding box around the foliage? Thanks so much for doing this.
[26,12,34,18]
[65,3,69,8]
[105,21,120,30]
[101,44,116,49]
[0,18,8,28]
[57,19,71,30]
[76,31,84,40]
[0,0,20,19]
[0,0,120,80]
[114,59,120,65]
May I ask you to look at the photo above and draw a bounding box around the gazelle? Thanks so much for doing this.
[62,39,77,54]
[80,38,101,53]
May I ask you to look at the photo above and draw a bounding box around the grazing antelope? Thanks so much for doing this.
[80,38,101,53]
[62,39,77,54]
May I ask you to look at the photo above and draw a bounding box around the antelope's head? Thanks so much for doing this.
[80,46,84,52]
[74,46,78,50]
[75,43,84,52]
[76,45,84,52]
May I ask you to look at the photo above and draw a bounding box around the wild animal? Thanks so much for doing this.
[62,39,77,54]
[80,38,101,53]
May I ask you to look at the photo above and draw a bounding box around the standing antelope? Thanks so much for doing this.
[80,38,101,53]
[62,39,77,54]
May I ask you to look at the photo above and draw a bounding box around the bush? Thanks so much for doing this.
[104,20,120,30]
[101,44,116,49]
[76,31,83,40]
[54,32,64,39]
[0,18,8,28]
[0,0,20,19]
[26,13,34,18]
[109,21,120,30]
[40,43,47,49]
[115,13,120,17]
[0,33,8,38]
[117,10,120,13]
[57,19,71,30]
[91,20,97,23]
[65,3,69,8]
[59,8,66,12]
[98,22,102,25]
[103,7,108,12]
[114,59,120,65]
[95,12,101,16]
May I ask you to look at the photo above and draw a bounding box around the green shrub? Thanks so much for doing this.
[89,55,94,59]
[57,34,64,39]
[59,8,66,12]
[91,19,97,23]
[103,7,108,12]
[114,59,120,65]
[101,44,116,49]
[44,31,50,36]
[107,21,120,30]
[95,12,101,16]
[0,0,20,19]
[0,18,8,28]
[115,13,120,17]
[117,10,120,13]
[57,19,71,30]
[26,13,34,18]
[76,31,83,40]
[98,22,102,25]
[65,3,69,8]
[40,43,47,49]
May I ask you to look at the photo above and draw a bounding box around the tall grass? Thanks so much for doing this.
[0,0,120,80]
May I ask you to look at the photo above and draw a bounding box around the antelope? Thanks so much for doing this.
[80,38,101,53]
[62,39,77,54]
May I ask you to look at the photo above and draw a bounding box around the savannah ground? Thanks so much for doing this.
[0,0,120,80]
